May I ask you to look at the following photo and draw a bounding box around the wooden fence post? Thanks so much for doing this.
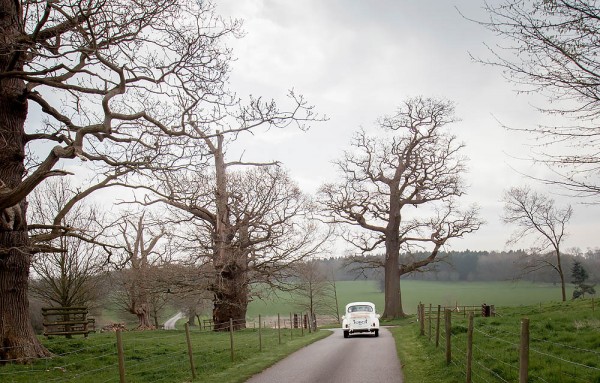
[290,313,293,340]
[435,305,441,348]
[428,304,432,341]
[229,318,234,362]
[445,309,452,366]
[519,318,530,383]
[116,329,126,383]
[184,323,197,379]
[466,312,474,383]
[301,313,304,336]
[258,314,262,352]
[419,304,425,336]
[278,313,281,344]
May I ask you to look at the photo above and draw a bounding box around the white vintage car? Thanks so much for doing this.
[342,301,380,338]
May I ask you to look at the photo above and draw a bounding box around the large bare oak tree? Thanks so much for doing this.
[140,160,328,330]
[0,0,239,361]
[319,97,482,318]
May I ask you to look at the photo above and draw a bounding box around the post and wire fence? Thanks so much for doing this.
[416,302,600,383]
[0,312,318,383]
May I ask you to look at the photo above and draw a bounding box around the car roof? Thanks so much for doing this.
[345,302,376,309]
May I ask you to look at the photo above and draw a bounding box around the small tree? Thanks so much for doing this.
[292,260,338,329]
[502,186,572,301]
[571,260,596,299]
[28,178,110,309]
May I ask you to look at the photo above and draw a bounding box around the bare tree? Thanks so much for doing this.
[112,212,174,329]
[474,0,600,198]
[27,179,108,309]
[27,178,114,339]
[319,97,482,318]
[0,0,241,361]
[502,185,572,301]
[291,260,338,329]
[141,163,328,330]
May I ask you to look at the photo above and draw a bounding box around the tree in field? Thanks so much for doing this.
[292,260,339,329]
[319,97,482,318]
[476,0,600,198]
[502,186,572,301]
[112,212,173,330]
[141,164,328,330]
[27,179,109,309]
[571,260,596,299]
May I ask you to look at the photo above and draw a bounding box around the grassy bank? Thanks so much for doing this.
[392,298,600,382]
[0,327,329,383]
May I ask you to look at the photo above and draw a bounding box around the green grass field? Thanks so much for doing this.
[95,280,572,327]
[247,280,573,318]
[396,298,600,382]
[0,326,328,383]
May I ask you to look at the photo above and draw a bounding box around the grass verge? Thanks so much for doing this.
[388,318,463,382]
[0,327,330,383]
[389,298,600,382]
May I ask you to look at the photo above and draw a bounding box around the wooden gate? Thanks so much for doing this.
[42,307,95,337]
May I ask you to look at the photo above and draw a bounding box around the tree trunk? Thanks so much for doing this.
[0,233,51,362]
[555,248,566,302]
[212,260,248,331]
[382,179,406,319]
[187,309,197,326]
[382,191,405,319]
[0,0,51,362]
[134,304,152,329]
[152,307,160,329]
[211,133,249,331]
[382,245,404,318]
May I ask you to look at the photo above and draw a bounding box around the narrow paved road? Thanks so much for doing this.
[163,311,185,330]
[245,328,403,383]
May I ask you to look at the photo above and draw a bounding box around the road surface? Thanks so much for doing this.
[163,311,185,330]
[245,328,403,383]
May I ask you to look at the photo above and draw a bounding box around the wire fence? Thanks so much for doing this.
[0,313,317,383]
[417,302,600,383]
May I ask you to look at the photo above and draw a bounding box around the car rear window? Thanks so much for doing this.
[348,305,373,313]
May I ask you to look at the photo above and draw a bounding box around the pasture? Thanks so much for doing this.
[397,298,600,382]
[247,280,573,319]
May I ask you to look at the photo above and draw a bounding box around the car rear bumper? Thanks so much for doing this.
[348,327,378,333]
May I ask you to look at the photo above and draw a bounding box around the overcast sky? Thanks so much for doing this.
[211,0,600,254]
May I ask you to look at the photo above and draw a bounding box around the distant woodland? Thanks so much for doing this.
[317,250,600,285]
